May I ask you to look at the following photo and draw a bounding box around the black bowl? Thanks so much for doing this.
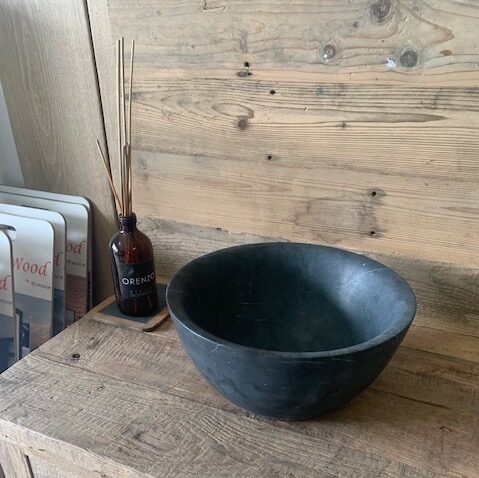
[166,242,416,420]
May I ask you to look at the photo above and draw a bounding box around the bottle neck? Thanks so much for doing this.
[119,214,137,232]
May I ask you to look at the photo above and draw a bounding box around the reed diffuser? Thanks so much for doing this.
[97,38,159,317]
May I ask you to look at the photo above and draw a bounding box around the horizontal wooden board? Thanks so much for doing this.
[0,353,453,478]
[133,149,479,268]
[131,77,479,174]
[402,325,479,363]
[134,145,479,266]
[139,217,479,337]
[95,2,479,334]
[55,318,479,415]
[0,316,476,477]
[107,0,479,85]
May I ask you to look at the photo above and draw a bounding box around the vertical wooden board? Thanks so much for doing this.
[27,455,84,478]
[86,0,136,218]
[0,443,32,478]
[0,0,116,303]
[86,0,120,193]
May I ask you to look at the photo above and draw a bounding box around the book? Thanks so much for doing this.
[0,204,66,335]
[0,191,89,324]
[0,213,54,354]
[0,186,92,309]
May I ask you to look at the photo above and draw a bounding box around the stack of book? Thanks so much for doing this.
[0,186,92,372]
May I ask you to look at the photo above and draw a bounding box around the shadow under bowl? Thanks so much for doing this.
[166,242,416,420]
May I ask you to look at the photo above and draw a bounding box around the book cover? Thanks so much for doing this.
[0,192,88,323]
[0,204,66,335]
[0,213,54,354]
[0,186,92,308]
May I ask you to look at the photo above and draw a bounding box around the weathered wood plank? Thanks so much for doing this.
[131,77,479,165]
[127,76,479,269]
[27,455,85,478]
[0,443,32,478]
[32,317,479,477]
[0,337,472,478]
[133,148,479,269]
[107,0,479,85]
[402,325,479,364]
[0,418,143,478]
[95,1,479,337]
[53,317,479,415]
[0,0,116,303]
[374,346,479,412]
[139,217,479,337]
[86,0,120,196]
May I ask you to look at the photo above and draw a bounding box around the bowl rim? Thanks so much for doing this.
[166,242,417,358]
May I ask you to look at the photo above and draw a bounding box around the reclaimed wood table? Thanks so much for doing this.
[0,290,477,477]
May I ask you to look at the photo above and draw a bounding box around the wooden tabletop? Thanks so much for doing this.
[0,304,477,477]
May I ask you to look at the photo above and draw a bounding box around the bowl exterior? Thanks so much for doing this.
[171,315,410,420]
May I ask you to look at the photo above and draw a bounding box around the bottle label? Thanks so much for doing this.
[116,259,156,299]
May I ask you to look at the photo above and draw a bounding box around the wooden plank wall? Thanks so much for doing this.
[89,0,479,338]
[0,0,117,302]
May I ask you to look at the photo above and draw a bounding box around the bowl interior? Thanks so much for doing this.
[168,243,416,353]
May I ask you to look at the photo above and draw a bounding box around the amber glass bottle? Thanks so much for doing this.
[109,214,159,316]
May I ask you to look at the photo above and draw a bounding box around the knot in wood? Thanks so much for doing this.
[399,49,418,68]
[237,118,248,130]
[322,44,336,60]
[371,0,392,21]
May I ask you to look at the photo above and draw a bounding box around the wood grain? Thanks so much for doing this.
[0,0,117,303]
[92,0,479,337]
[127,72,479,267]
[133,148,479,269]
[130,77,479,179]
[402,325,479,363]
[55,317,479,416]
[27,455,84,478]
[86,0,121,208]
[107,0,479,85]
[0,313,476,477]
[0,354,452,478]
[0,443,32,478]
